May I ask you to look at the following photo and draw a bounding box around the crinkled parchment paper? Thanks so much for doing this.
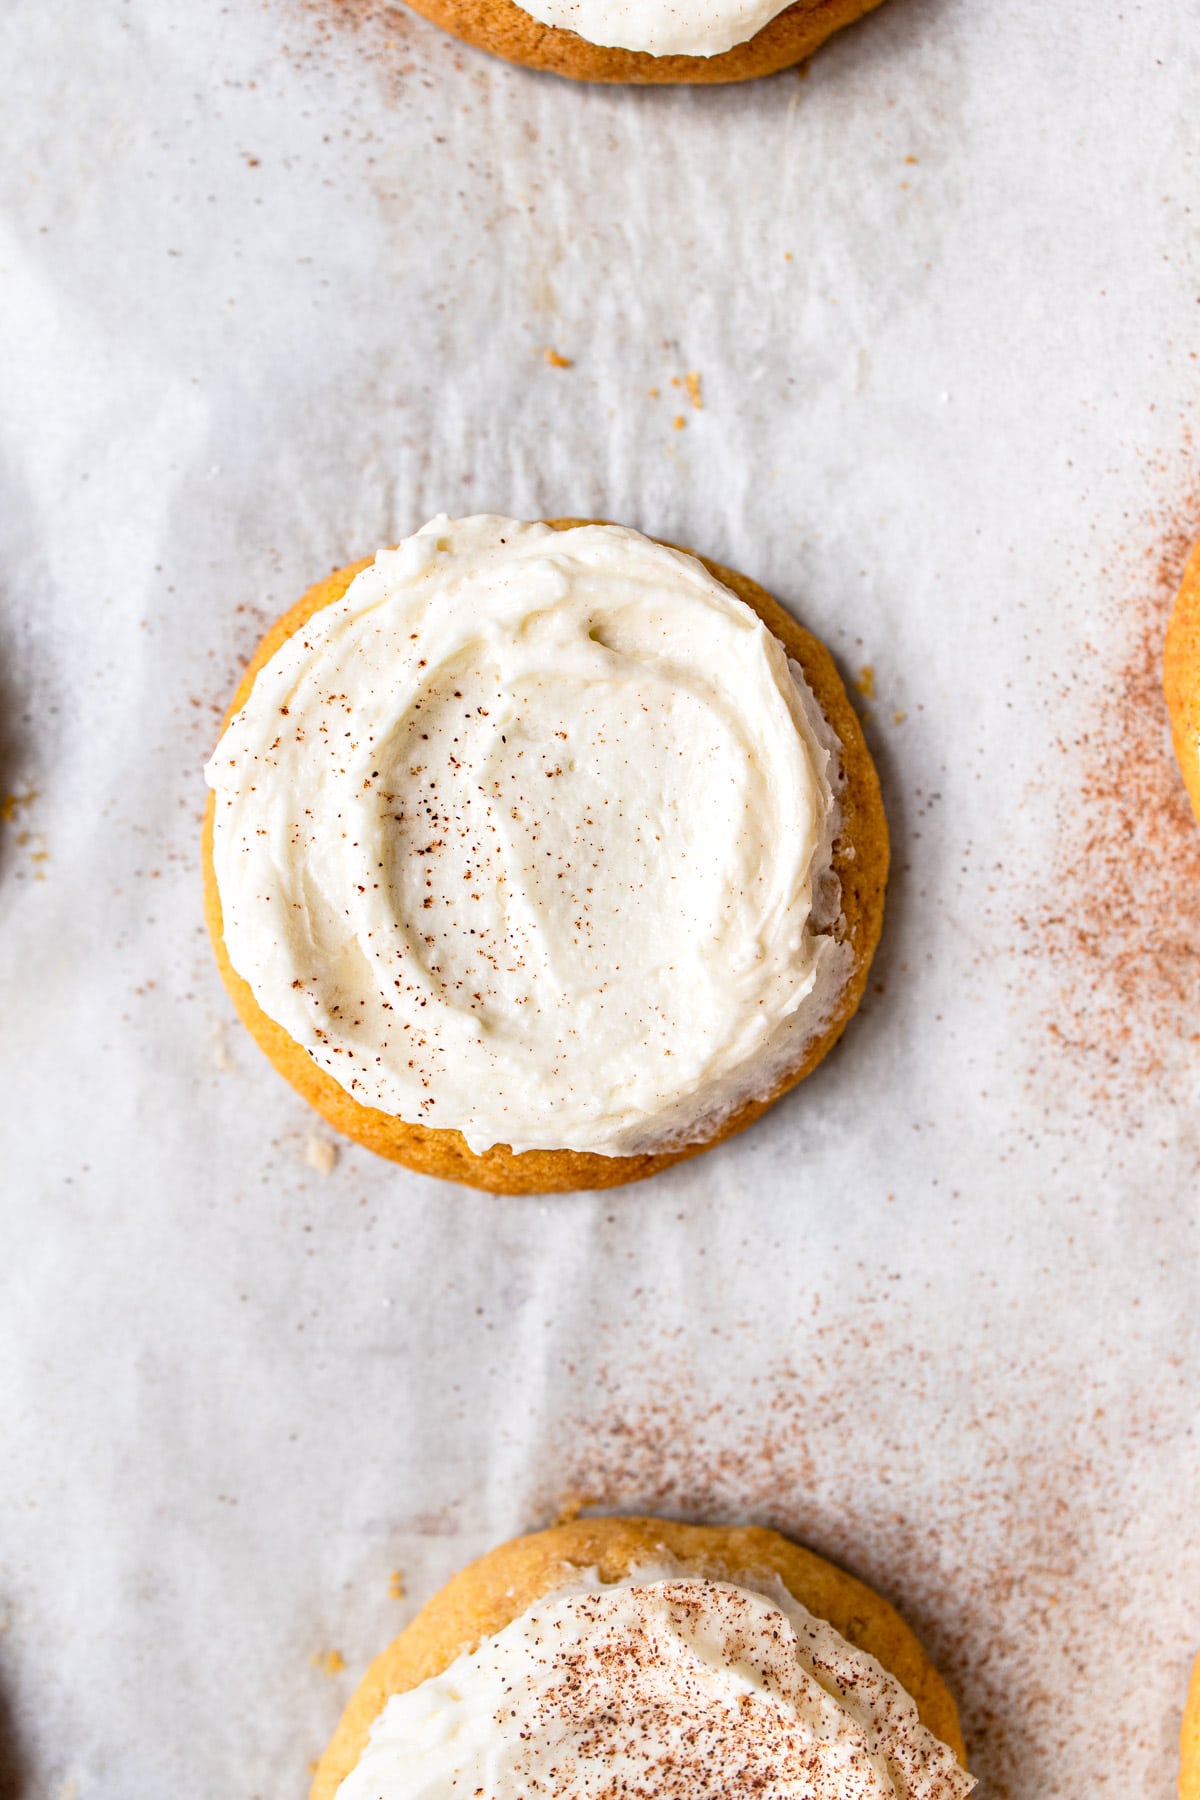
[2,1,1199,1794]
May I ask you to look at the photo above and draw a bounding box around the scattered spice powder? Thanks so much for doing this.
[447,1579,964,1798]
[282,0,429,105]
[1022,455,1200,1104]
[297,0,414,40]
[523,1296,1183,1800]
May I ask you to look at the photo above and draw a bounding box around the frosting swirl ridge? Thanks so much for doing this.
[205,516,847,1155]
[335,1571,975,1799]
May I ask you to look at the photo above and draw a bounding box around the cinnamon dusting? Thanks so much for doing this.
[1022,456,1200,1104]
[525,1295,1186,1799]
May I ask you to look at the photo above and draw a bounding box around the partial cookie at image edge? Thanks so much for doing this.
[1181,1651,1200,1800]
[1163,535,1200,829]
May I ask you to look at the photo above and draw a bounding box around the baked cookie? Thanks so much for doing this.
[1182,1651,1200,1800]
[1164,535,1200,828]
[311,1516,972,1800]
[402,0,885,84]
[203,516,888,1193]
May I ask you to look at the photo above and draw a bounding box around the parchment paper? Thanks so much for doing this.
[2,1,1199,1795]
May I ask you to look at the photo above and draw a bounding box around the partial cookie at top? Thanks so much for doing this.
[399,0,884,82]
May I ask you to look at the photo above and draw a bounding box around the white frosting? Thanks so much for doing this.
[516,0,793,58]
[206,516,849,1157]
[334,1568,975,1800]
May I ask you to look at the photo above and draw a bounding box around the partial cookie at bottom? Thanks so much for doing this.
[309,1515,967,1800]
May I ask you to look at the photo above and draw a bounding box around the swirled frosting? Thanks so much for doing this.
[517,0,799,57]
[334,1569,975,1800]
[205,516,848,1157]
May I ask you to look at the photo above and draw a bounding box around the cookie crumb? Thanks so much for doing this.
[389,1569,407,1599]
[892,710,907,725]
[311,1648,346,1676]
[0,789,37,825]
[855,665,876,700]
[543,346,573,368]
[303,1134,339,1175]
[685,370,703,410]
[672,414,686,431]
[550,1489,597,1525]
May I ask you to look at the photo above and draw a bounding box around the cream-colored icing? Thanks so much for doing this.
[335,1568,975,1799]
[206,516,848,1156]
[518,0,797,57]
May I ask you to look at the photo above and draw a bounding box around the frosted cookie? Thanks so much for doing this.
[310,1516,973,1800]
[1164,536,1200,827]
[402,0,884,83]
[1182,1651,1200,1800]
[203,515,888,1193]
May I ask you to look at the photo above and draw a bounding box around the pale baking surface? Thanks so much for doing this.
[2,3,1200,1798]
